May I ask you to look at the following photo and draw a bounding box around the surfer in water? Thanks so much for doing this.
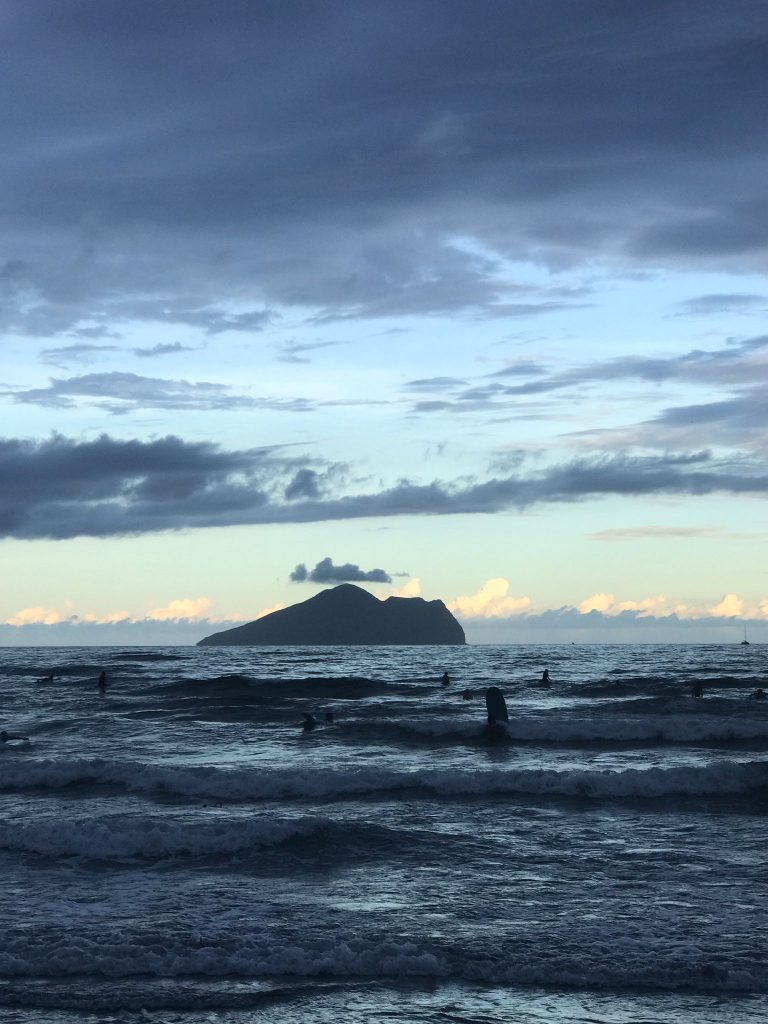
[301,713,317,732]
[1,730,29,742]
[484,713,510,744]
[691,681,704,698]
[97,671,107,692]
[541,669,550,687]
[750,688,766,700]
[35,673,54,683]
[484,686,511,744]
[441,671,450,686]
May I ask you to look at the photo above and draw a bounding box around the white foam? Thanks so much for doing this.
[0,929,763,994]
[1,756,766,802]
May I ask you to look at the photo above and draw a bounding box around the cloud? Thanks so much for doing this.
[590,526,757,541]
[449,579,532,620]
[0,433,311,538]
[81,610,132,624]
[5,603,132,626]
[390,577,422,598]
[6,605,68,626]
[578,593,615,614]
[3,587,766,645]
[577,593,672,617]
[0,1,766,339]
[275,339,345,364]
[40,342,121,366]
[284,468,321,501]
[709,593,744,618]
[133,342,197,359]
[290,557,392,584]
[5,596,229,630]
[146,597,212,621]
[489,361,549,379]
[673,293,766,316]
[105,302,271,335]
[3,434,768,540]
[254,601,286,619]
[4,372,314,414]
[409,332,768,451]
[404,377,468,391]
[38,340,195,368]
[576,592,749,620]
[469,334,768,408]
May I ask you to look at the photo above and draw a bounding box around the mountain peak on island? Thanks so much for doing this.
[197,583,466,646]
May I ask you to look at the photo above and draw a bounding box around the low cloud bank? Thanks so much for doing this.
[1,608,762,647]
[3,579,766,646]
[0,619,242,648]
[464,609,765,646]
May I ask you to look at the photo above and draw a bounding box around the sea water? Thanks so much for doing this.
[0,643,765,1023]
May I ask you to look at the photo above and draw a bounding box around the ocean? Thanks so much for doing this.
[0,642,765,1023]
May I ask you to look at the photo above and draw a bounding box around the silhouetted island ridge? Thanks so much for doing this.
[197,583,466,646]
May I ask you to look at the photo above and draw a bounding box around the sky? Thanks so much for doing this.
[2,0,768,645]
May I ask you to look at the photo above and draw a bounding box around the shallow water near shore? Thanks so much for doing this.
[0,642,766,1022]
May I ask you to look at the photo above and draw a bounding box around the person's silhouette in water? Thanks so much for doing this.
[97,671,107,692]
[1,730,29,742]
[441,671,450,686]
[691,681,704,698]
[301,713,316,732]
[541,669,550,687]
[484,713,508,744]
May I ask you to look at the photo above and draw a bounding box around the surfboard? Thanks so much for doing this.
[485,686,509,723]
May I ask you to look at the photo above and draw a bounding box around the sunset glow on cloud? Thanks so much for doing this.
[146,598,213,622]
[449,580,533,620]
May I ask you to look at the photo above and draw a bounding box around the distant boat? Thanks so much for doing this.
[741,624,750,646]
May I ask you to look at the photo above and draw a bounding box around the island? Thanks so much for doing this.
[197,583,466,646]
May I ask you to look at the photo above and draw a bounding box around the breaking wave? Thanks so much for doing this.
[1,757,765,802]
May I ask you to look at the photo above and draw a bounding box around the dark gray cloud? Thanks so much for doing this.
[2,434,768,540]
[284,468,321,500]
[1,1,766,331]
[290,557,392,584]
[0,433,313,538]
